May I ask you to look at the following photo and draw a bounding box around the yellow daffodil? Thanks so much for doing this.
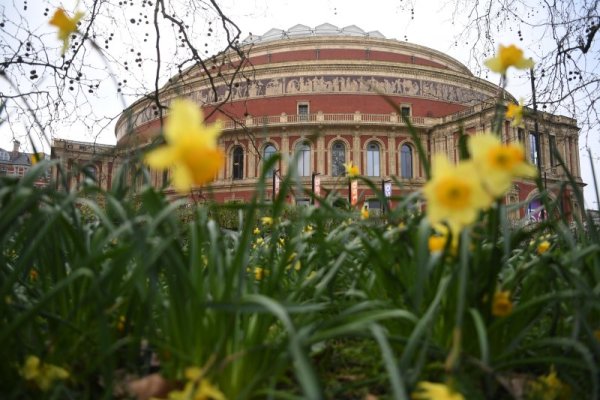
[506,100,525,127]
[484,44,534,75]
[528,366,571,400]
[492,290,513,317]
[428,223,458,254]
[428,235,446,253]
[167,366,225,400]
[29,268,39,281]
[469,133,538,198]
[117,315,126,332]
[49,8,84,54]
[261,216,273,226]
[144,99,224,193]
[253,227,261,235]
[537,240,551,254]
[422,155,492,236]
[21,355,69,391]
[303,224,314,233]
[293,260,302,271]
[412,381,464,400]
[343,161,360,178]
[31,153,44,165]
[254,267,264,281]
[361,205,369,220]
[285,253,302,271]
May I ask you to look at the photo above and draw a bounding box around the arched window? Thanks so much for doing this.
[263,144,277,177]
[83,164,98,181]
[232,146,244,180]
[331,141,346,177]
[296,142,311,177]
[366,142,380,177]
[400,144,413,179]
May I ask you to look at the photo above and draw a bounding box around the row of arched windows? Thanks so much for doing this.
[229,140,414,180]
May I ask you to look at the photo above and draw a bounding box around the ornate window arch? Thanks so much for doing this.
[232,146,244,180]
[263,143,277,178]
[295,141,311,177]
[366,141,381,177]
[331,140,346,177]
[83,163,98,182]
[400,143,413,179]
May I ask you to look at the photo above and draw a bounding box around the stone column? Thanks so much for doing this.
[566,137,573,175]
[353,131,361,172]
[388,134,396,177]
[248,140,256,179]
[281,132,289,175]
[573,136,581,177]
[317,135,325,174]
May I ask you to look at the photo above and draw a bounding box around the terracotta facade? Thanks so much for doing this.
[52,24,583,222]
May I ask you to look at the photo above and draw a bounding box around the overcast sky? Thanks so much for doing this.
[1,0,598,208]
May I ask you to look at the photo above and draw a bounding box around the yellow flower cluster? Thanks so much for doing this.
[423,133,537,235]
[21,355,69,391]
[286,253,302,271]
[527,366,571,400]
[166,367,225,400]
[412,381,464,400]
[530,234,552,255]
[144,99,224,194]
[261,216,274,226]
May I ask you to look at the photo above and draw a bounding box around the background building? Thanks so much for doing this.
[51,139,119,191]
[1,140,49,186]
[1,140,32,177]
[54,24,584,220]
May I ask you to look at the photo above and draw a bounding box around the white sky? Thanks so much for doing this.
[1,0,598,209]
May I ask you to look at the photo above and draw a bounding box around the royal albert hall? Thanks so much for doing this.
[108,23,582,219]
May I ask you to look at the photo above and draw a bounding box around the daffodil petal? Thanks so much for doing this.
[165,100,221,148]
[144,146,178,169]
[184,366,202,381]
[484,58,504,74]
[197,149,224,182]
[171,165,194,193]
[513,162,538,178]
[515,57,534,70]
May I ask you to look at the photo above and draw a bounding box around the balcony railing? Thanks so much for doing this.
[116,111,438,142]
[222,112,429,130]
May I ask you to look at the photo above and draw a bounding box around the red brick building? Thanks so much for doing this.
[58,24,584,221]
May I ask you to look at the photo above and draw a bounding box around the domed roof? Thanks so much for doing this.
[241,23,388,44]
